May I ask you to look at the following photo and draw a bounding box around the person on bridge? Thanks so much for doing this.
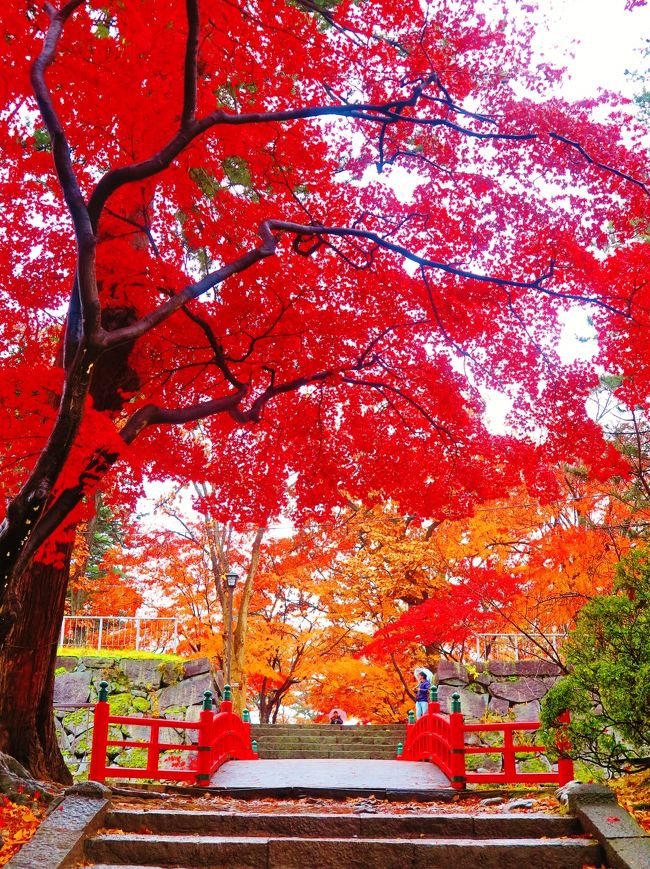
[414,670,430,719]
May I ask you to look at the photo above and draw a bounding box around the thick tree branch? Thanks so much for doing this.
[182,0,200,127]
[119,388,248,444]
[99,225,279,349]
[31,1,90,242]
[31,1,99,340]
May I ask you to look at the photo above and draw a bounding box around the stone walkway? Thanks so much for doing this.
[209,758,451,793]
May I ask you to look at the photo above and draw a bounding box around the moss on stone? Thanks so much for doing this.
[465,752,501,771]
[159,660,184,686]
[132,696,151,713]
[62,708,92,731]
[73,738,89,757]
[108,692,134,716]
[517,755,549,774]
[101,665,130,691]
[117,747,149,768]
[163,705,187,721]
[466,682,486,694]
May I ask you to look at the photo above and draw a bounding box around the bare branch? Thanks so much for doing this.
[267,219,557,293]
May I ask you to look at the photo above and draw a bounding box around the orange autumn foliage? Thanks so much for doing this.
[364,468,644,660]
[0,794,46,867]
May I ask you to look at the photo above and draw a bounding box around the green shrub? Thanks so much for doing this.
[540,548,650,776]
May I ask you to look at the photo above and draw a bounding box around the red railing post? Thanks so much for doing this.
[196,690,215,787]
[89,680,110,783]
[220,683,233,714]
[449,692,466,791]
[400,708,415,759]
[556,709,574,785]
[503,726,516,779]
[147,722,161,777]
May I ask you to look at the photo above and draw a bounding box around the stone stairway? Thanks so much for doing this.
[251,723,406,759]
[84,805,604,867]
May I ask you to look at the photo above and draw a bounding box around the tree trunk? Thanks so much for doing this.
[0,548,74,783]
[231,527,264,715]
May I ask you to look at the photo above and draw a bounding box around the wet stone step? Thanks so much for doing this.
[256,749,401,756]
[105,809,583,840]
[255,735,401,743]
[252,726,406,733]
[85,833,603,869]
[255,744,400,750]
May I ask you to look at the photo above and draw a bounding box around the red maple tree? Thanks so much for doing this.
[0,0,648,779]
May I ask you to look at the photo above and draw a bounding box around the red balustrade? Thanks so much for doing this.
[398,692,573,791]
[89,683,257,787]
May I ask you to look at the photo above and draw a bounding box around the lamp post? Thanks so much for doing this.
[224,570,239,687]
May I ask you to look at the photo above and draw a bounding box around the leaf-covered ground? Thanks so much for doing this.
[612,771,650,834]
[0,791,48,866]
[111,789,562,815]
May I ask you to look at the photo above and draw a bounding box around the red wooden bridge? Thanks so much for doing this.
[88,682,573,792]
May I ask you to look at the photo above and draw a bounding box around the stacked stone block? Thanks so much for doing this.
[435,659,563,775]
[53,655,216,776]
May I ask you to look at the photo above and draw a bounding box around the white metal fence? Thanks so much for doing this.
[470,632,567,662]
[59,616,179,653]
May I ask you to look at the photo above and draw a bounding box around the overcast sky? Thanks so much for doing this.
[536,0,649,99]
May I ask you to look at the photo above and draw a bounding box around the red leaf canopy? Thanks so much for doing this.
[0,0,648,556]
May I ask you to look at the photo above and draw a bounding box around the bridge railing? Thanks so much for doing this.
[398,688,573,791]
[89,682,257,786]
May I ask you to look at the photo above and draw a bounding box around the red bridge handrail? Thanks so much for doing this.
[89,683,257,786]
[398,693,573,791]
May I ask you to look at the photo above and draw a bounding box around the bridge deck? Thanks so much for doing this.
[208,758,451,797]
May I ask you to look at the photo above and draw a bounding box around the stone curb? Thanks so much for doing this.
[561,783,650,869]
[7,783,110,869]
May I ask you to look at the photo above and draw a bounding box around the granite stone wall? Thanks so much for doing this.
[434,659,564,774]
[435,659,562,721]
[53,655,217,777]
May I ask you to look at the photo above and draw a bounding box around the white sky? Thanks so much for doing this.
[481,1,650,431]
[535,0,649,99]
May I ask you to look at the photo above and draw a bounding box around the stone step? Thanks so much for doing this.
[251,730,400,742]
[104,809,582,840]
[254,737,401,748]
[257,739,398,754]
[257,748,398,759]
[252,725,406,733]
[86,832,602,868]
